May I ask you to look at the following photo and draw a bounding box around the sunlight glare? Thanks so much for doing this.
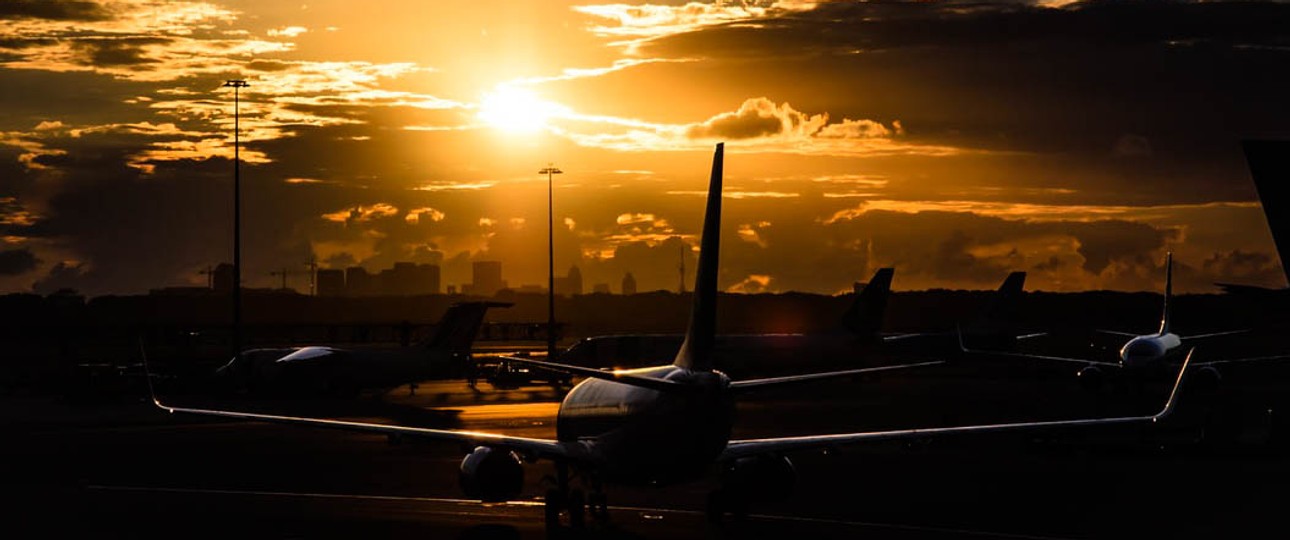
[477,86,566,133]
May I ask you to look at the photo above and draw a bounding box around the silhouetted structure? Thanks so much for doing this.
[469,261,505,297]
[592,283,611,294]
[213,263,235,293]
[316,269,345,297]
[345,266,373,296]
[622,272,637,296]
[554,265,583,296]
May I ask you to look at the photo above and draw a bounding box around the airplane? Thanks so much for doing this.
[215,301,510,397]
[152,143,1199,530]
[960,253,1281,389]
[532,268,1030,384]
[1217,139,1290,294]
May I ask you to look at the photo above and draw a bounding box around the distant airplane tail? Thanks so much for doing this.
[840,268,894,340]
[959,271,1028,348]
[423,301,512,356]
[1241,140,1290,287]
[1159,252,1173,335]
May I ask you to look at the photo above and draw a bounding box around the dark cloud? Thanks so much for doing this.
[72,38,169,67]
[0,0,112,21]
[685,98,802,140]
[1202,249,1285,287]
[0,248,38,276]
[32,261,88,295]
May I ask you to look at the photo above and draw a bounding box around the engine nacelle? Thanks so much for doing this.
[459,446,524,502]
[722,454,795,502]
[1077,365,1105,392]
[1193,365,1222,395]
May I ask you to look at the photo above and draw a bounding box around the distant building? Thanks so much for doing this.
[377,262,441,295]
[554,265,583,296]
[470,261,504,297]
[622,272,637,296]
[592,283,611,294]
[316,269,345,297]
[345,266,372,296]
[213,263,235,292]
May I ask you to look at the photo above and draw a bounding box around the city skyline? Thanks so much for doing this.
[2,1,1289,296]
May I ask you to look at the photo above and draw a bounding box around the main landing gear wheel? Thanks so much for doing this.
[705,489,749,524]
[568,489,586,529]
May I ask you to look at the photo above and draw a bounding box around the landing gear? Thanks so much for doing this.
[543,463,607,532]
[705,488,748,524]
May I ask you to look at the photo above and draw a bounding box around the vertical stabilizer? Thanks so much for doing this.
[1159,252,1173,334]
[840,267,894,339]
[673,143,724,372]
[423,301,511,355]
[979,271,1026,325]
[1241,140,1290,287]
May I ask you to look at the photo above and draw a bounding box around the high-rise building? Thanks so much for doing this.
[316,269,345,297]
[470,261,504,297]
[621,272,637,295]
[345,266,372,296]
[554,265,583,296]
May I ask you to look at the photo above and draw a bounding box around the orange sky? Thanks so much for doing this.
[1,1,1287,296]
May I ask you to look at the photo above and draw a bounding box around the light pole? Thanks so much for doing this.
[224,79,249,361]
[539,164,562,358]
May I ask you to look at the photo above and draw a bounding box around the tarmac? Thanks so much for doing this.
[5,365,1290,539]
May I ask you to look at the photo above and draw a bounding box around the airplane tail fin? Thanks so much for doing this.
[423,301,512,356]
[1159,252,1173,334]
[958,271,1027,348]
[983,271,1026,324]
[1241,140,1290,287]
[840,267,894,340]
[673,143,724,372]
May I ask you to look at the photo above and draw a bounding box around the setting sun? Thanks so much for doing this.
[477,86,566,133]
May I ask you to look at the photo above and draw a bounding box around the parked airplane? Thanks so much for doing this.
[216,301,510,396]
[961,253,1276,388]
[535,268,1028,383]
[152,144,1197,530]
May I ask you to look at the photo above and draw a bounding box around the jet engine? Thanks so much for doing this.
[722,454,795,502]
[1193,365,1222,395]
[1077,365,1104,391]
[459,446,524,502]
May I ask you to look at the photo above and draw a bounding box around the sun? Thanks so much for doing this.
[477,86,565,133]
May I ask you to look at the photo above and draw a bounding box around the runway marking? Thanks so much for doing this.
[85,484,1075,539]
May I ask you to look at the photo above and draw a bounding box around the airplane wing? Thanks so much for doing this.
[957,328,1121,368]
[152,399,585,462]
[720,349,1194,461]
[1198,353,1290,366]
[496,355,698,394]
[728,360,944,393]
[1183,329,1252,341]
[1093,329,1139,338]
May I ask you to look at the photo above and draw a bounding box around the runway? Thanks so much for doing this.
[5,369,1289,538]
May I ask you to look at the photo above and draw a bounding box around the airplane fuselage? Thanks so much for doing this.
[556,365,734,486]
[1118,332,1182,368]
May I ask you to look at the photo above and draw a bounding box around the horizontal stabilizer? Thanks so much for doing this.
[497,356,698,394]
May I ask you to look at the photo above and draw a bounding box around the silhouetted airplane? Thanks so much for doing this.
[216,301,509,396]
[541,268,1029,382]
[962,253,1281,388]
[1217,139,1290,293]
[152,144,1197,530]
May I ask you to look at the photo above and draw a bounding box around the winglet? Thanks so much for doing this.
[674,143,723,372]
[1159,252,1173,334]
[138,337,172,413]
[1152,347,1194,422]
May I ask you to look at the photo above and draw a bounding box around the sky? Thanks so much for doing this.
[1,0,1288,297]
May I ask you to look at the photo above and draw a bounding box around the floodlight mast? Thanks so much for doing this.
[539,164,563,359]
[223,79,249,361]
